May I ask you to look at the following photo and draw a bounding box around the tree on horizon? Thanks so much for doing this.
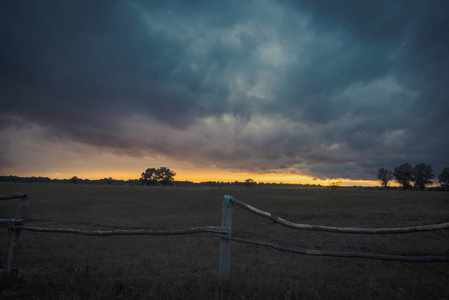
[439,167,449,190]
[393,162,413,189]
[70,176,79,184]
[244,178,255,187]
[157,167,176,186]
[412,163,434,190]
[140,167,176,186]
[377,168,393,188]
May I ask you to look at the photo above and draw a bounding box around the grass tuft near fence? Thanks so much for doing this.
[1,183,449,299]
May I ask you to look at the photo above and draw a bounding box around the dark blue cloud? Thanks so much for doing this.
[1,0,448,179]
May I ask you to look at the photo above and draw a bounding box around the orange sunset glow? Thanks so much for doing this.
[1,1,447,188]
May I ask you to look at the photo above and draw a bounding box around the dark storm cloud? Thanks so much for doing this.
[1,0,448,180]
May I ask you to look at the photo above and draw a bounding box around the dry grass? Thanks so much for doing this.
[1,183,449,299]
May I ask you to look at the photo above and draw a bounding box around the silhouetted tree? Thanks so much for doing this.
[244,178,255,187]
[140,168,158,185]
[377,168,393,188]
[439,167,449,191]
[328,180,342,190]
[412,163,434,190]
[70,176,79,184]
[393,162,413,189]
[157,167,176,186]
[140,167,176,186]
[104,177,114,185]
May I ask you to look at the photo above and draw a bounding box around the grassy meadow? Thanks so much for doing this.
[1,183,449,299]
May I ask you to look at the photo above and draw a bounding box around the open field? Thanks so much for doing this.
[1,183,449,299]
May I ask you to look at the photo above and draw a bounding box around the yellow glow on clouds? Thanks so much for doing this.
[1,125,380,186]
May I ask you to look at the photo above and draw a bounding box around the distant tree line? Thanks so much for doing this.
[0,175,140,185]
[0,174,326,188]
[377,163,449,191]
[0,175,54,183]
[3,163,448,191]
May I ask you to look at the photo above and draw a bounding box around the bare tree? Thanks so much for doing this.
[377,168,393,188]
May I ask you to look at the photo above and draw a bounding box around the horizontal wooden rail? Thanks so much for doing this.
[10,225,229,236]
[0,194,27,200]
[3,193,449,286]
[0,218,25,228]
[215,234,449,262]
[229,196,449,234]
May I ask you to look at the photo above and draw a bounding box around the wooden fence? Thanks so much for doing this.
[1,194,449,285]
[1,193,28,283]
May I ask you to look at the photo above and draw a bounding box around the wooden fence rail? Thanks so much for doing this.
[230,196,449,234]
[11,226,228,236]
[214,234,449,262]
[1,193,448,285]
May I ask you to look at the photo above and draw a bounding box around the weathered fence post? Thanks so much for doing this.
[219,195,233,284]
[3,194,28,283]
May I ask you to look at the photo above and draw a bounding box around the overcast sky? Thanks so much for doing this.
[1,0,448,183]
